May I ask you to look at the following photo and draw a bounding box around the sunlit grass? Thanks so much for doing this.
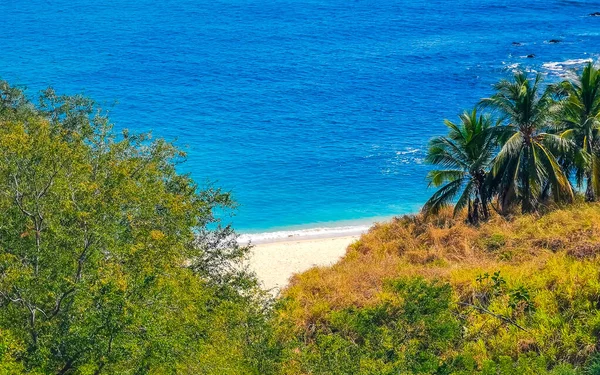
[276,202,600,373]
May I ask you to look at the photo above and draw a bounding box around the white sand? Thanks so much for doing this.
[248,235,359,293]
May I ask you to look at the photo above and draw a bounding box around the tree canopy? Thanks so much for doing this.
[0,82,275,374]
[423,109,497,223]
[425,66,600,219]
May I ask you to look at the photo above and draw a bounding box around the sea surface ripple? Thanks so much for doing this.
[1,0,599,234]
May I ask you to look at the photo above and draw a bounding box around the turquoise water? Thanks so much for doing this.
[1,0,599,233]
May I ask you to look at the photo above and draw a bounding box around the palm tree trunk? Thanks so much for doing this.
[522,192,533,213]
[522,148,534,213]
[585,137,596,201]
[467,199,473,224]
[501,184,515,216]
[473,196,480,224]
[585,173,596,202]
[479,186,489,220]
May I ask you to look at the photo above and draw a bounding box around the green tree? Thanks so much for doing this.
[481,72,573,213]
[281,278,461,375]
[0,328,27,375]
[423,109,497,224]
[0,82,275,374]
[555,62,600,201]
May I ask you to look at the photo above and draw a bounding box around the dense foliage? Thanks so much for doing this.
[2,63,600,374]
[277,204,600,374]
[424,64,600,220]
[0,82,277,374]
[273,64,600,374]
[423,110,498,223]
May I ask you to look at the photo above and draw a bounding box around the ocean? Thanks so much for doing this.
[1,0,599,237]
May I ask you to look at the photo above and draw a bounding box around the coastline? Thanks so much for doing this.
[238,224,368,245]
[242,217,392,291]
[237,215,392,245]
[247,235,361,292]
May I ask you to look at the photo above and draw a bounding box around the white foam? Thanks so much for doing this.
[542,58,595,78]
[543,58,591,70]
[238,224,371,245]
[395,147,421,155]
[505,63,520,71]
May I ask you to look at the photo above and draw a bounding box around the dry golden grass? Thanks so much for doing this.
[281,203,600,329]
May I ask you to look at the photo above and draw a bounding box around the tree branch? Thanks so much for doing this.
[459,302,531,333]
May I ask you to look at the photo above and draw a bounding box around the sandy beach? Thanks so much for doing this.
[248,235,360,292]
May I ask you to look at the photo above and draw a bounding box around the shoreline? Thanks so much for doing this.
[239,225,368,245]
[247,235,361,292]
[242,216,398,291]
[237,215,393,245]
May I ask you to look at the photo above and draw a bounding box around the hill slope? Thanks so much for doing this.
[273,204,600,374]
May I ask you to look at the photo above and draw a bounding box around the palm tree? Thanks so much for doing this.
[423,109,497,224]
[481,72,573,213]
[554,62,600,201]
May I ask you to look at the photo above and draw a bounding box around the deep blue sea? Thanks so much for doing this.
[1,0,599,235]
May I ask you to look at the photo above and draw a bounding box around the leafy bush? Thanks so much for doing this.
[278,278,460,374]
[277,205,600,373]
[0,82,278,374]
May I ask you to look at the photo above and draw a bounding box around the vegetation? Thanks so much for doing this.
[554,63,600,201]
[482,72,573,214]
[426,65,600,218]
[0,82,278,374]
[2,63,600,374]
[276,204,600,374]
[272,64,600,374]
[423,109,498,223]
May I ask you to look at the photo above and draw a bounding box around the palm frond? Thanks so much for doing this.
[492,132,523,177]
[426,169,465,187]
[534,141,574,202]
[422,177,465,216]
[453,179,475,217]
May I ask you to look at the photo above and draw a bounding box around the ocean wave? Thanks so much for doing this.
[393,148,425,165]
[542,58,594,77]
[395,147,421,155]
[238,224,371,244]
[503,62,521,72]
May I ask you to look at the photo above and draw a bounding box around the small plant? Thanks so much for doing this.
[491,271,507,293]
[476,271,533,311]
[476,271,506,296]
[509,286,535,313]
[469,272,535,333]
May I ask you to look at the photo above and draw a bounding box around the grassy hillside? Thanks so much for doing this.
[273,203,600,374]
